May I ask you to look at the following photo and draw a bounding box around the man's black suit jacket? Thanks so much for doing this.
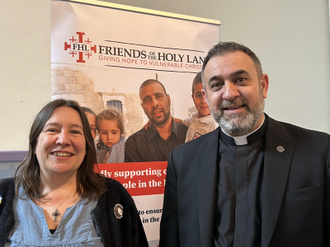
[160,115,330,247]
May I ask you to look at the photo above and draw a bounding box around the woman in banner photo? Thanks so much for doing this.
[0,99,148,247]
[96,108,126,164]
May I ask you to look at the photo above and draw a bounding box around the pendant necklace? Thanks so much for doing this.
[49,187,75,222]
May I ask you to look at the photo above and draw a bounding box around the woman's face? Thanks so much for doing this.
[98,119,121,148]
[35,106,86,177]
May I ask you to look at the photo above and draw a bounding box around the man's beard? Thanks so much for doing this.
[149,107,171,126]
[211,89,265,136]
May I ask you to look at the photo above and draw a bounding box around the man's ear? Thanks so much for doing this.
[167,94,171,106]
[201,89,209,106]
[260,74,269,99]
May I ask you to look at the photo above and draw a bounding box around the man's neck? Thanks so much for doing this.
[154,117,173,141]
[222,114,265,145]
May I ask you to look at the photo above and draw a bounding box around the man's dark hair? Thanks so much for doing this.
[192,72,202,95]
[140,79,167,95]
[202,41,263,83]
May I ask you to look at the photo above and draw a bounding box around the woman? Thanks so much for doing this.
[0,99,148,246]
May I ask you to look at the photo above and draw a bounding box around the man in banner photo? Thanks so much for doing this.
[125,79,188,162]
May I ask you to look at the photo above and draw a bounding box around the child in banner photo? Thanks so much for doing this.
[96,108,126,163]
[182,71,218,142]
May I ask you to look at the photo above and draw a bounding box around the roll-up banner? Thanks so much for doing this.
[52,0,219,244]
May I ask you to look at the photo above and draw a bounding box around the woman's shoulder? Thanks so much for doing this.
[98,177,137,211]
[0,177,15,190]
[103,177,127,193]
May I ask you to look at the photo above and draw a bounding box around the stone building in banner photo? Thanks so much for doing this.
[51,66,146,138]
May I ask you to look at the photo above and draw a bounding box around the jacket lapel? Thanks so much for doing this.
[262,117,294,246]
[195,128,220,247]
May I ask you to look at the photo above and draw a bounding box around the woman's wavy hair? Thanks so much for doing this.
[14,99,106,202]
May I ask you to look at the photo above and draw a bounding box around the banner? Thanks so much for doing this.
[52,0,219,245]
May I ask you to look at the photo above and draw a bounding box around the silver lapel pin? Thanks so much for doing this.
[276,146,285,153]
[114,203,124,219]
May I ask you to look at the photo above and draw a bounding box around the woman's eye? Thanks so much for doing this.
[46,128,57,133]
[71,130,82,135]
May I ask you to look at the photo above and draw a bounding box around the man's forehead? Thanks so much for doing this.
[204,51,256,78]
[139,82,166,98]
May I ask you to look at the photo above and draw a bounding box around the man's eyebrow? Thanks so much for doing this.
[207,69,249,84]
[207,75,224,85]
[230,69,249,77]
[142,95,151,101]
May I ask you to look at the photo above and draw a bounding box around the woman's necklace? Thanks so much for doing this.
[49,187,75,222]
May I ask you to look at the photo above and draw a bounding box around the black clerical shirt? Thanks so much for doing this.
[125,119,187,162]
[214,119,267,247]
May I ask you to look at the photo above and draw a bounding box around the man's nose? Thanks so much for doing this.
[151,98,159,107]
[222,82,239,101]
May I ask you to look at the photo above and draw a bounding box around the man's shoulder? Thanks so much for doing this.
[126,128,150,142]
[267,116,330,142]
[173,120,188,132]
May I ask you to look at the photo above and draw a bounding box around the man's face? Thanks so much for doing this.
[202,51,269,136]
[140,82,171,127]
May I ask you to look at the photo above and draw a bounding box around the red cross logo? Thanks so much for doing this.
[64,32,97,63]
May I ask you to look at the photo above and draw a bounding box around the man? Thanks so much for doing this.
[159,42,330,247]
[125,79,187,162]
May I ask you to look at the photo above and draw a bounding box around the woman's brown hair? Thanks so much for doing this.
[15,99,106,202]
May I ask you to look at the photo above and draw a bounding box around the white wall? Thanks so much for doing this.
[0,0,329,153]
[0,0,51,151]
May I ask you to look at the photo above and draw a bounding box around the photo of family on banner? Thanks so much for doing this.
[52,0,220,245]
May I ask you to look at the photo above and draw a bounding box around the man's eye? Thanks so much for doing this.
[211,82,221,90]
[144,98,150,103]
[237,78,247,83]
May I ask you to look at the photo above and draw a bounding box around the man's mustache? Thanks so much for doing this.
[151,107,163,114]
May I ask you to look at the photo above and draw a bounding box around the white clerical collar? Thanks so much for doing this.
[221,116,265,146]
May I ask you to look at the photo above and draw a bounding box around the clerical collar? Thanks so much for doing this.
[221,116,267,146]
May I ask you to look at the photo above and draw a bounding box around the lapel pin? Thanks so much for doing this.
[0,195,2,204]
[114,203,123,219]
[276,146,285,153]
